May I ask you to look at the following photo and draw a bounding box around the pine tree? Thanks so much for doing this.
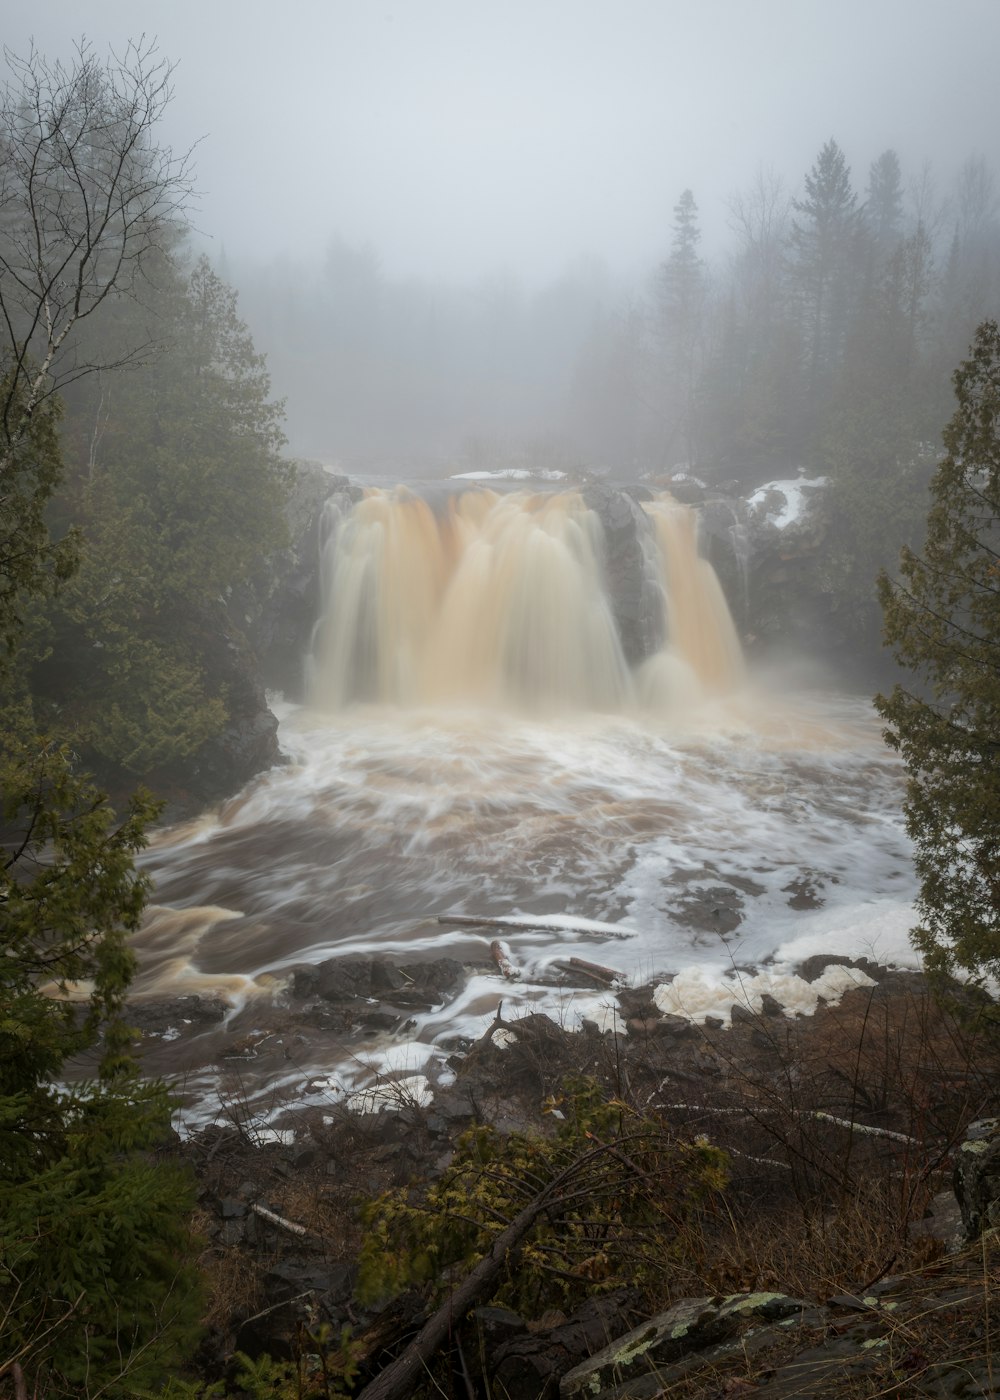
[877,319,1000,978]
[0,727,203,1394]
[866,149,904,260]
[657,189,706,465]
[790,139,862,402]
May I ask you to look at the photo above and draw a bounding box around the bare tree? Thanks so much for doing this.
[0,37,195,474]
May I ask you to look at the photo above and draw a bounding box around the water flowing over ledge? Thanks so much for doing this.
[307,486,742,712]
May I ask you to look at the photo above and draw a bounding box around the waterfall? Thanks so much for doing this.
[637,497,745,704]
[309,486,743,711]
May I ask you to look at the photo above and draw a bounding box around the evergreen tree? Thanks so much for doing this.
[0,400,203,1396]
[790,139,862,405]
[29,256,289,780]
[866,149,904,260]
[707,166,798,469]
[0,725,202,1394]
[877,320,1000,978]
[657,188,706,464]
[0,378,77,657]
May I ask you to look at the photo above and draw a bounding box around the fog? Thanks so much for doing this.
[6,1,1000,467]
[8,0,997,282]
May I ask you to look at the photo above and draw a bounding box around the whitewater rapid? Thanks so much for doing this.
[133,685,918,1128]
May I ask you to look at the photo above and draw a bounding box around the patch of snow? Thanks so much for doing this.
[251,1128,296,1146]
[449,468,568,482]
[346,1075,433,1112]
[774,904,921,970]
[748,476,827,530]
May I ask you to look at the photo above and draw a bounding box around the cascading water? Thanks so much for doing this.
[309,486,740,713]
[131,478,918,1131]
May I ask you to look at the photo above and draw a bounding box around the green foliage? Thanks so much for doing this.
[357,1076,728,1318]
[0,729,204,1395]
[146,1326,359,1399]
[0,376,78,659]
[877,319,1000,978]
[29,254,290,780]
[0,358,204,1394]
[95,255,289,602]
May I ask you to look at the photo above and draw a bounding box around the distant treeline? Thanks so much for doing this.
[228,141,1000,485]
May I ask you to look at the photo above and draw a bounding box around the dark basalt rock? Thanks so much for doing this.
[240,461,363,701]
[186,612,282,805]
[582,485,666,666]
[488,1291,643,1400]
[290,954,466,1010]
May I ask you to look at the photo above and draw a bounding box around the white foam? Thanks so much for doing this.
[652,961,876,1025]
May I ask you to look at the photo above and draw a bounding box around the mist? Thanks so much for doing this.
[7,0,1000,468]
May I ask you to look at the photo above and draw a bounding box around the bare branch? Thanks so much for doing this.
[0,36,197,473]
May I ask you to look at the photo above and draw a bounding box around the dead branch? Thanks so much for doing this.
[660,1100,921,1146]
[356,1145,612,1400]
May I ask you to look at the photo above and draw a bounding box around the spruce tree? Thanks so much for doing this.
[790,139,861,401]
[657,189,705,464]
[877,319,1000,978]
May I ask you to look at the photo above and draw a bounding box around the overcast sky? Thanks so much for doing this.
[5,1,1000,284]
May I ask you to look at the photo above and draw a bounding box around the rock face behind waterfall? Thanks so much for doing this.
[582,485,666,666]
[158,463,361,812]
[240,462,364,701]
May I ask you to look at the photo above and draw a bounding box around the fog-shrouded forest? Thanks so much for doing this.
[231,143,1000,483]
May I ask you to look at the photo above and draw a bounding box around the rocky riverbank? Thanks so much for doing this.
[158,959,1000,1397]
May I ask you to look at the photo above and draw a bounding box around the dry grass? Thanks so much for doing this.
[192,1205,270,1332]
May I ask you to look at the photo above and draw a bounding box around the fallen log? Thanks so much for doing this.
[437,912,631,940]
[552,955,625,987]
[490,939,521,980]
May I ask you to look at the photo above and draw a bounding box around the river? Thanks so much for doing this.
[128,486,918,1130]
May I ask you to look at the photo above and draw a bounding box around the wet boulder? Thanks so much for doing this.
[559,1293,812,1398]
[954,1118,1000,1240]
[291,954,465,1010]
